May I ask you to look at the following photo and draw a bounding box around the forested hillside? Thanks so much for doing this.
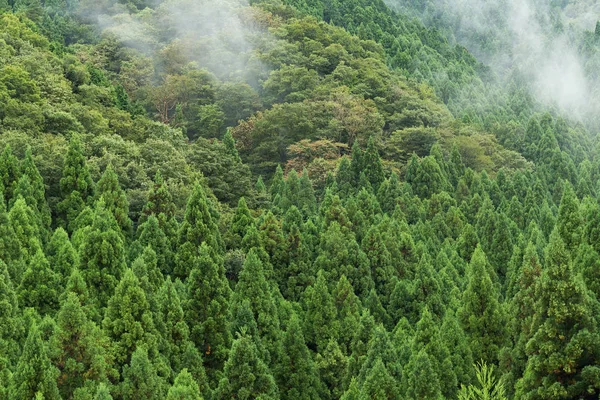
[1,0,600,398]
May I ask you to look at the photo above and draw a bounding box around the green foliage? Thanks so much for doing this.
[458,362,507,400]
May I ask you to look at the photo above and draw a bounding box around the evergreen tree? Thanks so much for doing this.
[52,292,114,399]
[21,148,50,226]
[102,269,157,368]
[405,349,443,400]
[230,249,280,360]
[302,269,339,353]
[96,163,133,238]
[136,215,174,275]
[46,227,78,283]
[175,182,223,278]
[223,128,241,163]
[275,313,324,399]
[458,246,506,365]
[120,345,167,400]
[0,144,21,206]
[10,323,60,400]
[228,196,254,248]
[359,358,400,399]
[185,243,231,379]
[167,369,203,400]
[0,260,20,367]
[78,198,127,307]
[515,231,600,399]
[361,136,385,191]
[58,134,94,231]
[556,182,582,252]
[214,334,279,400]
[18,249,60,315]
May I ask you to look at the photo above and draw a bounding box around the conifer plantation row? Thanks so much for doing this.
[2,0,600,398]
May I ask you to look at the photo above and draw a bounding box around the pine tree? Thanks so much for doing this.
[458,246,506,365]
[359,358,401,399]
[0,260,21,367]
[515,231,600,399]
[228,196,254,248]
[120,345,167,400]
[102,269,157,367]
[361,136,385,191]
[333,275,362,353]
[302,269,339,353]
[18,249,60,315]
[79,198,126,307]
[52,292,114,399]
[167,369,203,400]
[136,215,174,275]
[412,307,457,398]
[0,144,21,206]
[184,243,231,380]
[175,182,223,278]
[223,128,242,163]
[140,170,178,239]
[58,134,95,231]
[275,313,324,399]
[0,190,20,268]
[46,227,78,283]
[8,195,43,272]
[556,182,582,252]
[230,249,280,359]
[10,323,60,400]
[405,349,443,400]
[20,148,50,229]
[96,163,133,238]
[214,334,279,400]
[93,383,113,400]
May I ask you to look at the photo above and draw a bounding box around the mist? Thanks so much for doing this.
[81,0,258,80]
[388,0,599,120]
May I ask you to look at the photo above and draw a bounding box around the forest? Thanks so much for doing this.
[1,0,600,398]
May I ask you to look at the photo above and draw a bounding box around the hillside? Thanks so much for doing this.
[0,0,600,399]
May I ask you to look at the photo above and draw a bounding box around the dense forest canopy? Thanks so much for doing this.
[0,0,600,398]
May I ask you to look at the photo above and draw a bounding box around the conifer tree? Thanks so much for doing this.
[185,243,231,379]
[175,182,223,278]
[275,313,324,399]
[214,334,279,400]
[96,163,133,238]
[412,307,457,398]
[18,249,60,315]
[136,215,174,275]
[46,227,78,283]
[0,260,20,367]
[228,196,254,248]
[302,269,339,352]
[167,369,203,400]
[8,195,43,272]
[10,323,60,400]
[223,128,241,163]
[0,191,19,267]
[52,292,114,399]
[120,345,167,400]
[93,383,113,400]
[556,182,582,252]
[230,249,280,359]
[20,148,50,229]
[58,135,94,231]
[102,269,157,367]
[140,170,178,239]
[359,357,400,399]
[79,198,126,307]
[361,136,385,191]
[405,349,443,400]
[515,231,600,399]
[458,246,506,365]
[333,275,362,353]
[0,144,21,206]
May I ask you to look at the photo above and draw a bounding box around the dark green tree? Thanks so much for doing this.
[214,334,279,400]
[458,246,506,365]
[185,243,231,379]
[18,249,60,315]
[166,369,203,400]
[58,135,94,231]
[96,163,133,239]
[10,323,60,400]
